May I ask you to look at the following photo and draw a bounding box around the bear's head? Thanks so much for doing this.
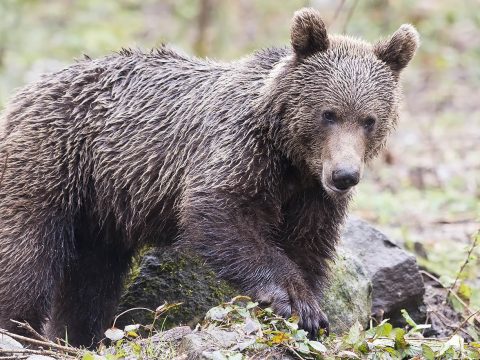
[268,8,419,197]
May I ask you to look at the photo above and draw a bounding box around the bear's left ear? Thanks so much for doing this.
[374,24,420,75]
[291,8,329,60]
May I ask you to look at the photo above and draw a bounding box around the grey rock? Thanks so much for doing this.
[179,333,205,359]
[151,326,193,343]
[178,330,240,359]
[341,217,426,325]
[0,333,23,350]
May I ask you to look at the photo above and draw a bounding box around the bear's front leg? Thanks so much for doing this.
[280,188,348,302]
[179,191,329,337]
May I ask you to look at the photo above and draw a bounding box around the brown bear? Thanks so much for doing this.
[0,8,419,347]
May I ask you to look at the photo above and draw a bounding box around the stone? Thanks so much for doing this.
[0,333,23,350]
[118,250,237,329]
[320,247,372,333]
[151,326,193,343]
[341,217,426,325]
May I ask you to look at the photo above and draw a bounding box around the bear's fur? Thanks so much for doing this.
[0,8,419,347]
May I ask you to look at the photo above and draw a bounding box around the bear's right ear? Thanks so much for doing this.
[291,8,329,60]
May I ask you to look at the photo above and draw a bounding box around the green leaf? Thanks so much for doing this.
[246,301,258,309]
[271,332,290,344]
[206,306,230,321]
[236,307,250,318]
[82,353,95,360]
[422,344,436,360]
[384,347,401,357]
[308,340,327,353]
[375,322,393,337]
[346,321,363,345]
[439,335,464,356]
[393,328,407,350]
[371,338,395,348]
[296,342,310,354]
[357,340,369,354]
[458,282,472,302]
[130,342,141,355]
[400,309,417,328]
[466,349,480,360]
[293,329,308,341]
[283,319,298,331]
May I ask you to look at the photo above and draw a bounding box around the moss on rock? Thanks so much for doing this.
[117,249,237,330]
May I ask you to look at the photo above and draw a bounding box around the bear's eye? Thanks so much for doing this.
[363,117,376,132]
[322,110,337,125]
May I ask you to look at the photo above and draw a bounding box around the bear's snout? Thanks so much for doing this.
[331,167,360,191]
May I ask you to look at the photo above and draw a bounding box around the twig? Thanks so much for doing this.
[450,230,479,294]
[9,320,49,343]
[451,309,480,337]
[421,270,480,337]
[285,344,305,360]
[435,312,472,338]
[420,270,477,316]
[0,329,79,356]
[112,307,155,328]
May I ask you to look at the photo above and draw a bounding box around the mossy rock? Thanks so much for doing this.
[320,247,372,333]
[117,249,237,330]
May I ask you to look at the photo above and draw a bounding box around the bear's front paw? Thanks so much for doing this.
[292,294,329,339]
[253,282,329,339]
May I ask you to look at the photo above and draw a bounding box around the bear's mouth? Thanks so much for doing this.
[324,182,352,197]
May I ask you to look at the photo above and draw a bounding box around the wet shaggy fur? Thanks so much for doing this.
[0,8,419,347]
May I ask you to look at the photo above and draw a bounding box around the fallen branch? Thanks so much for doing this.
[9,320,50,343]
[0,328,80,357]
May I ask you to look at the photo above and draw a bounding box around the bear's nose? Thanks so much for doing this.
[331,167,360,191]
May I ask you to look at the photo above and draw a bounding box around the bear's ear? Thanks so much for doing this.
[374,24,420,75]
[291,8,329,60]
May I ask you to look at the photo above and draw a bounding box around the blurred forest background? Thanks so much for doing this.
[0,0,479,307]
